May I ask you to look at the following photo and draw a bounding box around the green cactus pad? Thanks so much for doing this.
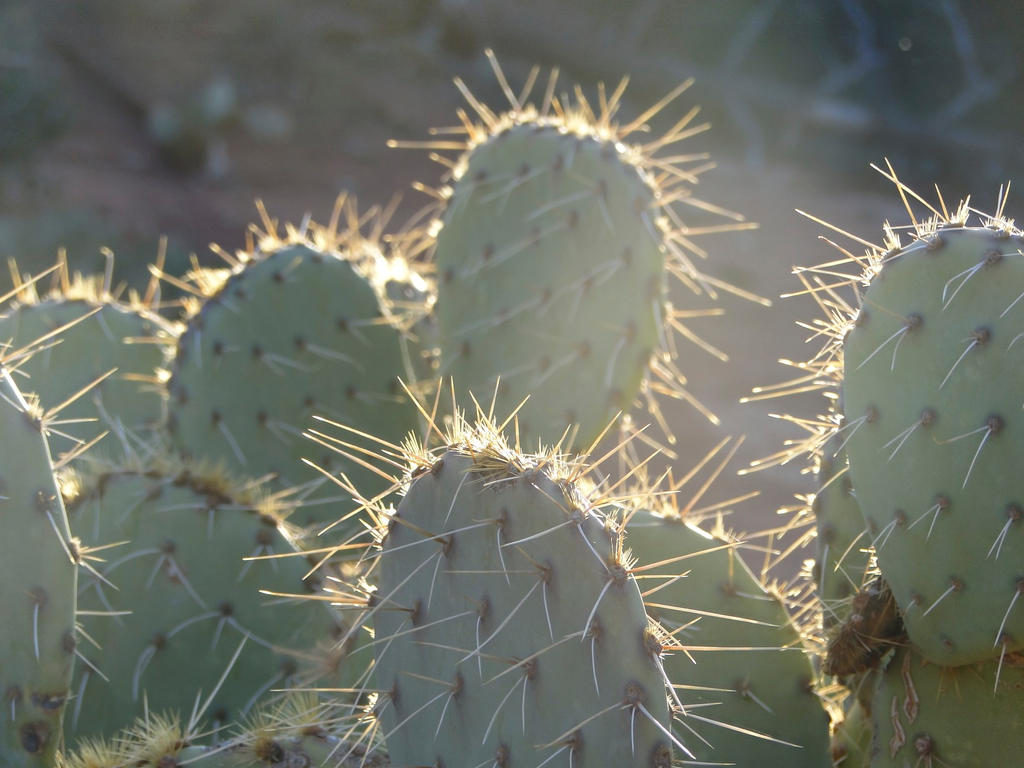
[166,224,421,528]
[626,509,831,767]
[64,458,356,743]
[0,368,79,766]
[870,645,1024,767]
[813,435,874,631]
[368,418,674,767]
[434,120,667,448]
[0,264,177,464]
[405,55,758,449]
[841,224,1024,665]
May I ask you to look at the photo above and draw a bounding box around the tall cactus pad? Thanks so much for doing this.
[841,223,1024,665]
[0,269,177,463]
[413,54,754,448]
[370,422,673,766]
[869,645,1024,767]
[813,435,873,631]
[0,369,78,765]
[65,460,352,742]
[435,120,666,447]
[626,510,830,767]
[166,234,419,523]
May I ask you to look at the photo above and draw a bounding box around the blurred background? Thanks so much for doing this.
[3,0,1022,566]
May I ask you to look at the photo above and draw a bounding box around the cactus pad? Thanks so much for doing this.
[402,53,758,448]
[0,260,177,463]
[626,509,831,767]
[842,220,1024,665]
[64,458,353,743]
[165,209,422,527]
[367,415,674,767]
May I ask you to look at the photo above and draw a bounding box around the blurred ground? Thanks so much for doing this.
[2,0,1022,575]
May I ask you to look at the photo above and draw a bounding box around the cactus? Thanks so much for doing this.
[64,456,358,743]
[626,507,832,766]
[363,411,675,767]
[838,199,1024,666]
[399,52,761,449]
[164,200,424,528]
[0,365,80,765]
[11,45,1024,765]
[0,256,178,463]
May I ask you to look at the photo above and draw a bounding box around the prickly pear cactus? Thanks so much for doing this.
[409,54,756,448]
[0,367,79,766]
[841,215,1024,665]
[165,208,423,527]
[626,508,831,767]
[0,259,178,463]
[368,414,674,767]
[64,457,356,743]
[869,645,1024,767]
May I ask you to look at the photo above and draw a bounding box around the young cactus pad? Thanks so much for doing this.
[0,259,177,463]
[364,414,675,767]
[840,207,1024,666]
[401,52,759,448]
[0,367,79,766]
[64,459,352,743]
[625,509,831,767]
[165,207,421,526]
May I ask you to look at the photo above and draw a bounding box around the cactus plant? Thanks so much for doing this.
[10,43,1024,765]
